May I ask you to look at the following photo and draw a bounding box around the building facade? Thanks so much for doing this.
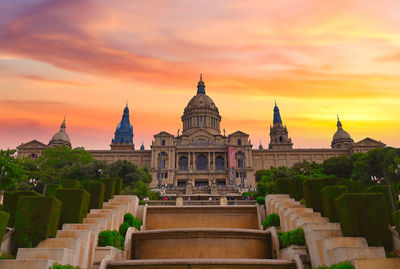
[17,76,386,188]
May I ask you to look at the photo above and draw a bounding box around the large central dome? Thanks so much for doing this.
[181,75,222,136]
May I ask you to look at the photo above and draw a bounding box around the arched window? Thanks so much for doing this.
[215,156,224,170]
[279,136,283,142]
[161,140,166,146]
[196,154,207,170]
[160,159,166,169]
[238,139,242,146]
[179,156,188,171]
[30,153,38,159]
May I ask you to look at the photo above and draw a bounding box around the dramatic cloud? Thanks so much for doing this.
[0,0,399,149]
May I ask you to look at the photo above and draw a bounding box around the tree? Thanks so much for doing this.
[0,149,26,190]
[323,155,352,178]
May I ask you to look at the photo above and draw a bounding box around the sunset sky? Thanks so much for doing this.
[1,0,399,150]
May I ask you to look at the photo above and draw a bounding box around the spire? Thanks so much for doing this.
[112,104,134,145]
[140,142,145,150]
[197,73,206,94]
[337,114,342,129]
[273,102,282,125]
[60,116,66,131]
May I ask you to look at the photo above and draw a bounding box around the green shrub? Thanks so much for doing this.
[101,178,116,201]
[98,230,124,250]
[393,210,400,233]
[119,222,130,238]
[322,186,348,222]
[83,182,105,210]
[335,193,391,249]
[49,263,81,269]
[366,185,394,225]
[124,213,142,230]
[14,196,62,248]
[56,188,90,227]
[114,178,123,195]
[3,190,40,227]
[335,180,365,193]
[62,180,80,189]
[262,213,280,229]
[278,228,305,249]
[46,184,61,197]
[256,196,265,205]
[317,260,354,269]
[0,211,10,243]
[276,178,290,194]
[139,200,147,205]
[304,178,338,214]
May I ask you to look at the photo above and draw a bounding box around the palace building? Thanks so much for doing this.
[17,76,385,188]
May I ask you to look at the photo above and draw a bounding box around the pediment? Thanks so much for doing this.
[154,131,174,137]
[187,129,216,143]
[17,139,46,149]
[354,137,386,147]
[229,130,249,137]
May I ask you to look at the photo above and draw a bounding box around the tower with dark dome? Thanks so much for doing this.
[111,104,134,150]
[331,116,354,149]
[269,102,293,149]
[181,75,222,136]
[48,118,71,148]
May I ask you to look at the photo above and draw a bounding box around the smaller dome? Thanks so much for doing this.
[48,118,71,148]
[333,128,352,141]
[331,116,354,149]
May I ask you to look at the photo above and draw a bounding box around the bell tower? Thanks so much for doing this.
[269,102,293,149]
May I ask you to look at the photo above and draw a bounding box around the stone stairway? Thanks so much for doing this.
[266,194,387,268]
[0,195,138,269]
[105,205,297,269]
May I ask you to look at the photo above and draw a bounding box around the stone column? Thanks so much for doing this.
[188,151,191,171]
[208,152,211,170]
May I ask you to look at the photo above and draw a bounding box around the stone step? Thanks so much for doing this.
[300,222,341,233]
[83,217,107,232]
[295,217,328,228]
[90,209,121,230]
[86,213,114,230]
[16,248,74,265]
[286,212,321,232]
[353,258,400,269]
[56,230,96,269]
[326,246,386,266]
[0,259,56,269]
[322,237,369,266]
[107,259,297,269]
[37,238,86,268]
[62,223,100,236]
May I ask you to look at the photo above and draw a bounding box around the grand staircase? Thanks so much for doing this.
[106,205,296,269]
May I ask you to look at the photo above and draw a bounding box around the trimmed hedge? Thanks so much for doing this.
[276,178,290,194]
[3,190,41,227]
[83,182,105,210]
[335,193,391,249]
[366,185,394,225]
[278,228,305,249]
[14,196,62,248]
[62,180,80,188]
[393,210,400,233]
[101,178,116,201]
[335,180,365,193]
[0,211,10,243]
[46,184,61,197]
[262,213,280,229]
[321,186,348,222]
[304,178,338,215]
[56,188,90,227]
[114,178,123,195]
[98,230,124,250]
[289,178,304,200]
